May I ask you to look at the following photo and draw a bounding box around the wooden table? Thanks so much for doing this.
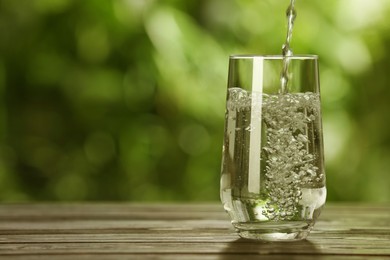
[0,203,389,259]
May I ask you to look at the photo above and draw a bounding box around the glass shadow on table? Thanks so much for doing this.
[219,238,320,260]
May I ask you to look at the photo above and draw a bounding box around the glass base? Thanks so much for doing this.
[238,230,310,241]
[233,221,313,242]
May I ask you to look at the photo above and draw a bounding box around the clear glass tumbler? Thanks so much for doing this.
[220,55,326,241]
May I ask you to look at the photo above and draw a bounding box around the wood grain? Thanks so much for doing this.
[0,203,388,259]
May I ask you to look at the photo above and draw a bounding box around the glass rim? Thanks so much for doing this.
[229,54,318,60]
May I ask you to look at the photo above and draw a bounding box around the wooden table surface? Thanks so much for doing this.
[0,203,389,259]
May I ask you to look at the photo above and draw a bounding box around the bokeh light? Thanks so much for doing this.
[0,0,389,202]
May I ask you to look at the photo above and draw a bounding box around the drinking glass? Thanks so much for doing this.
[220,55,326,241]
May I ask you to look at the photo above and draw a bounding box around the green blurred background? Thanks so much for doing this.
[0,0,389,202]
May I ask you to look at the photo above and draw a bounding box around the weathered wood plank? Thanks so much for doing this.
[0,240,389,256]
[0,203,387,219]
[0,203,388,259]
[0,203,225,221]
[0,255,385,260]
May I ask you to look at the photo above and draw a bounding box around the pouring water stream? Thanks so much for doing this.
[280,0,297,94]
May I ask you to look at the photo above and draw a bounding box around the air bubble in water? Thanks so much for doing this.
[263,92,320,221]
